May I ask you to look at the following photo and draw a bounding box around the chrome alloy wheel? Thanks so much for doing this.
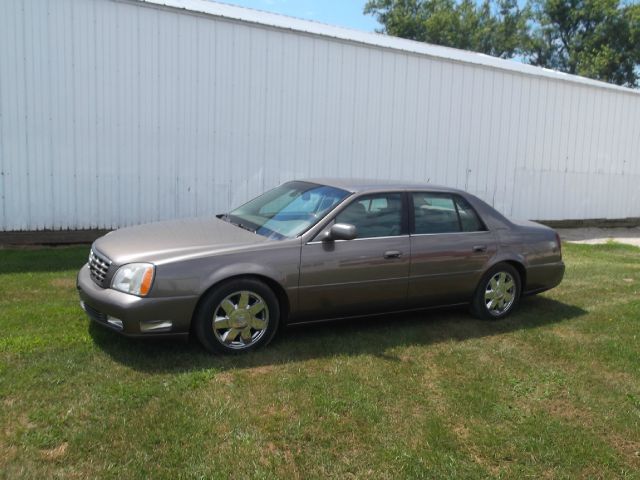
[212,291,269,349]
[484,271,516,316]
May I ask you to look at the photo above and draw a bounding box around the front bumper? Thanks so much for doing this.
[77,264,198,337]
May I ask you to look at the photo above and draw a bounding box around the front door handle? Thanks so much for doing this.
[384,250,402,259]
[472,245,487,253]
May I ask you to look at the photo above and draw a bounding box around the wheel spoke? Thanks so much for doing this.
[490,278,498,291]
[220,299,235,316]
[214,317,230,329]
[251,317,267,330]
[240,327,252,341]
[503,279,514,290]
[238,292,250,309]
[222,328,240,343]
[248,301,265,316]
[485,290,496,300]
[503,291,514,302]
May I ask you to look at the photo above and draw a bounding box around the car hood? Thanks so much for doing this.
[93,217,269,265]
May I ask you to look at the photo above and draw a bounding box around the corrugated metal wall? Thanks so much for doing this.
[1,0,639,231]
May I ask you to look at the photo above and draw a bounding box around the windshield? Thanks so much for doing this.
[226,181,350,240]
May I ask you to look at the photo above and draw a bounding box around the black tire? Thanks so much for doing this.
[471,263,521,320]
[194,278,280,354]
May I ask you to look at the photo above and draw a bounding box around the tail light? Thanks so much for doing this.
[555,232,562,255]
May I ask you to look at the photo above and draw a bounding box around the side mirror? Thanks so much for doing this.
[324,223,357,241]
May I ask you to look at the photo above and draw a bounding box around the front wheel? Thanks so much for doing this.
[471,263,521,320]
[194,278,280,354]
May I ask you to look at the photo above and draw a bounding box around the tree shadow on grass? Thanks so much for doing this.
[0,246,88,274]
[90,295,587,374]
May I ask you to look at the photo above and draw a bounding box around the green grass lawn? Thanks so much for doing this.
[1,243,639,479]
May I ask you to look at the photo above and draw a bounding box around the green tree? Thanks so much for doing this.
[527,0,640,87]
[364,0,530,59]
[364,0,640,87]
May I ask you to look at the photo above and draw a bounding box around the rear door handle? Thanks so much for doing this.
[384,250,402,259]
[472,245,487,253]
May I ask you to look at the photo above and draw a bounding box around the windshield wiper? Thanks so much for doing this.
[235,222,256,233]
[220,213,257,233]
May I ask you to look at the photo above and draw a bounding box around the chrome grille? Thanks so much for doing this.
[88,249,112,286]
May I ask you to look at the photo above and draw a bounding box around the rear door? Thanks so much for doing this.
[408,192,496,308]
[298,192,410,320]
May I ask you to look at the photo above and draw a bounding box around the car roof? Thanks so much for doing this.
[303,178,463,194]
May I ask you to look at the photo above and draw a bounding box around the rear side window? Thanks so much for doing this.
[412,193,460,234]
[411,193,485,234]
[454,196,485,232]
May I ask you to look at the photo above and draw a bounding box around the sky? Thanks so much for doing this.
[215,0,381,32]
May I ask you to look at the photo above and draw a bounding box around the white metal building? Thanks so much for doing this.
[1,0,639,232]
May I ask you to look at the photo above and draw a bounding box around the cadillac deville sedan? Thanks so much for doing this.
[77,179,564,354]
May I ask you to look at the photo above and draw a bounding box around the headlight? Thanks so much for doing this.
[111,263,155,296]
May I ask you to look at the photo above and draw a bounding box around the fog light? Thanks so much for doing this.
[107,317,124,330]
[140,320,172,333]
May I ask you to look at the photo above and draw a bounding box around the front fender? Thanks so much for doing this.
[197,247,300,315]
[200,262,288,293]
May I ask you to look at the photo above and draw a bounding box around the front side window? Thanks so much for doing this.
[335,193,403,239]
[228,181,349,240]
[412,192,486,234]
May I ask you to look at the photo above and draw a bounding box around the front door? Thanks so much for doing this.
[298,192,410,320]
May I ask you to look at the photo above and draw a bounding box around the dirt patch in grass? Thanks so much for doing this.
[214,371,235,385]
[257,442,284,469]
[543,396,640,468]
[282,448,301,480]
[0,443,18,465]
[3,413,36,438]
[609,435,640,468]
[245,365,276,377]
[254,441,301,478]
[588,362,640,394]
[50,278,76,289]
[450,421,501,476]
[545,397,594,424]
[550,328,595,344]
[261,401,298,422]
[40,442,68,461]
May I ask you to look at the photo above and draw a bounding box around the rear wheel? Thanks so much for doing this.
[471,263,521,320]
[194,278,280,354]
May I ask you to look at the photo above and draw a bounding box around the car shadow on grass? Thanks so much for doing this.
[89,295,586,374]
